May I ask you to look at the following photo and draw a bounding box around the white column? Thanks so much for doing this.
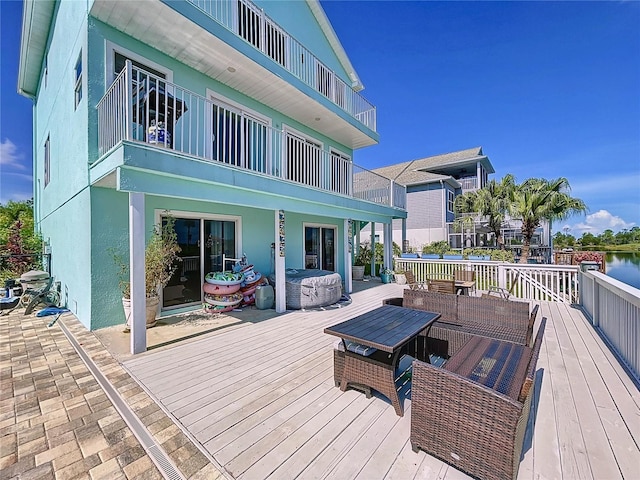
[402,218,407,253]
[129,192,146,354]
[384,223,393,271]
[370,222,376,276]
[344,219,352,293]
[274,210,286,313]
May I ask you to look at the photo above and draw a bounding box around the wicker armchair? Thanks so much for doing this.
[411,317,546,480]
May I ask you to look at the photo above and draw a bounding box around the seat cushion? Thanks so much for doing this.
[344,340,377,357]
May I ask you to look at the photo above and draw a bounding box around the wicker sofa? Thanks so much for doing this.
[410,317,546,480]
[402,289,539,358]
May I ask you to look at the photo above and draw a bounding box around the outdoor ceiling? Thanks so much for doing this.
[90,0,376,149]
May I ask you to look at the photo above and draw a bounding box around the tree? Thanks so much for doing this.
[509,178,587,263]
[454,174,515,249]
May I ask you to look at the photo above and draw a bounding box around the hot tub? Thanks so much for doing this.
[271,269,342,309]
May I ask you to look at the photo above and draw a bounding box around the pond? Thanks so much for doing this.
[605,252,640,290]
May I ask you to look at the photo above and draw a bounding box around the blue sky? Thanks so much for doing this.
[1,0,639,237]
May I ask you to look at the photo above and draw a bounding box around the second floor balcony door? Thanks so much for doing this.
[211,101,269,173]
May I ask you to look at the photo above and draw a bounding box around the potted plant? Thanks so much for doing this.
[352,243,371,281]
[114,215,181,330]
[380,268,394,284]
[394,270,407,285]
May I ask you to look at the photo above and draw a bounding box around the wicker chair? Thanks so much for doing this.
[427,278,456,294]
[411,317,547,480]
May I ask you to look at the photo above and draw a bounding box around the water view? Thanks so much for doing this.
[605,252,640,289]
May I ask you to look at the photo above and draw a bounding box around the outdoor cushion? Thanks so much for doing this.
[345,340,378,357]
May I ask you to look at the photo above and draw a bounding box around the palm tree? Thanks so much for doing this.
[454,174,515,249]
[509,177,587,263]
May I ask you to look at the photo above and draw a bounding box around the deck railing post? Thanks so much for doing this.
[125,60,133,141]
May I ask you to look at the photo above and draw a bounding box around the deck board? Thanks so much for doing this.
[123,283,640,479]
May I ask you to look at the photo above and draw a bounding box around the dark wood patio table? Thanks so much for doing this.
[324,305,440,416]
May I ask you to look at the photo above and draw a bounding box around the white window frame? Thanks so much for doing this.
[303,222,337,271]
[447,190,455,213]
[74,51,82,109]
[105,40,173,87]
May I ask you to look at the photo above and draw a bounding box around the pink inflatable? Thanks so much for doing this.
[203,282,241,295]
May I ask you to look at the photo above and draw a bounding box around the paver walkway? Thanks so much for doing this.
[0,309,224,480]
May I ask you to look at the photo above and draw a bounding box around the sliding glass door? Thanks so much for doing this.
[304,225,336,271]
[162,215,237,310]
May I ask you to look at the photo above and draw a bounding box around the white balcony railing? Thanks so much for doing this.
[394,258,580,303]
[96,64,404,209]
[579,270,640,383]
[186,0,376,131]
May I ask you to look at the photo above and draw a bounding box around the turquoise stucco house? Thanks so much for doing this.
[18,0,406,348]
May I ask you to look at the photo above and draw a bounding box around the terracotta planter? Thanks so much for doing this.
[122,296,159,331]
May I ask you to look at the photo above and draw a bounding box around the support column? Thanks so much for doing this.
[370,222,376,277]
[274,210,286,313]
[344,219,353,294]
[384,223,393,271]
[129,192,146,355]
[402,218,407,253]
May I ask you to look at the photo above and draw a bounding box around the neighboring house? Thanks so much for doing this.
[364,147,493,250]
[18,0,406,339]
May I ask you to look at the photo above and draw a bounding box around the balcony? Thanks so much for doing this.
[90,0,377,148]
[96,64,405,209]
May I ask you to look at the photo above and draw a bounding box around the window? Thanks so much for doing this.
[44,54,48,88]
[237,0,287,67]
[447,190,455,213]
[44,136,50,187]
[113,52,166,82]
[74,52,82,108]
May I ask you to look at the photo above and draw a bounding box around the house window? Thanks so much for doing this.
[44,54,48,88]
[447,190,455,213]
[44,136,50,187]
[74,52,82,108]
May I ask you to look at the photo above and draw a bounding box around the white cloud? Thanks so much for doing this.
[569,210,635,236]
[0,138,26,169]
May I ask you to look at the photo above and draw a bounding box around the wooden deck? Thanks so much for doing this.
[123,283,640,480]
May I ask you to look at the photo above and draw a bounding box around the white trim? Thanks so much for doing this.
[105,40,173,88]
[282,123,323,149]
[205,89,271,125]
[329,147,351,162]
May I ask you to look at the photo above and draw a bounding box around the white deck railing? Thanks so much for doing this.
[394,258,580,303]
[96,64,404,208]
[187,0,376,131]
[579,270,640,383]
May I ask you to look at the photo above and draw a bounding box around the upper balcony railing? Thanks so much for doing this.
[96,63,404,209]
[186,0,376,131]
[458,176,478,191]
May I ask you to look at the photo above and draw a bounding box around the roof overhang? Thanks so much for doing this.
[307,0,363,91]
[18,0,56,99]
